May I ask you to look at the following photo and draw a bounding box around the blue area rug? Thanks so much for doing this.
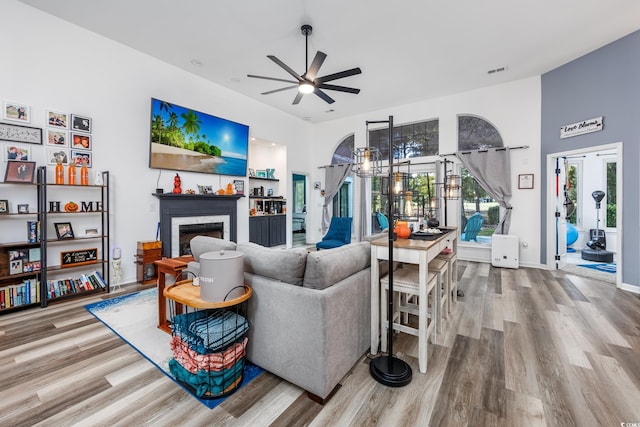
[577,263,616,274]
[84,288,263,409]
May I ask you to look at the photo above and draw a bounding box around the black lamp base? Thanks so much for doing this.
[369,355,412,387]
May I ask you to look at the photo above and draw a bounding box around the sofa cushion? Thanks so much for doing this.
[303,241,371,290]
[190,236,237,261]
[237,242,308,286]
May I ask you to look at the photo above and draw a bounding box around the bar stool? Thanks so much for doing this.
[437,251,458,313]
[380,267,437,374]
[428,258,449,332]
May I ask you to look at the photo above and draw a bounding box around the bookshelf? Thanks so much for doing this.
[0,167,110,313]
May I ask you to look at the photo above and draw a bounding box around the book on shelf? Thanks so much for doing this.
[27,221,40,243]
[0,279,40,309]
[46,271,106,299]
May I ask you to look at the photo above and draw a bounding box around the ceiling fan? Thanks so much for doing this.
[247,25,361,105]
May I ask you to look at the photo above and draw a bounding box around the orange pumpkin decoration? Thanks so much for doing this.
[64,201,79,212]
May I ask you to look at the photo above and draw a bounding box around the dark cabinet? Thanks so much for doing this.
[250,215,285,247]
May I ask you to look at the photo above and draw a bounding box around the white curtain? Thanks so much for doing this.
[321,164,351,233]
[456,148,512,234]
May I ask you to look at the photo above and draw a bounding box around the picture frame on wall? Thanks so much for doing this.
[71,132,91,150]
[46,129,68,147]
[71,114,92,133]
[0,122,42,145]
[71,150,92,167]
[518,173,534,189]
[3,101,30,123]
[4,144,30,162]
[46,148,69,165]
[46,110,69,129]
[54,222,75,239]
[4,161,36,183]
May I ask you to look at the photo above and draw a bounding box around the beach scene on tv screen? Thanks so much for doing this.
[149,98,248,176]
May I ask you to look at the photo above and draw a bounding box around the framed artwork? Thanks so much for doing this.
[233,179,244,195]
[46,148,69,165]
[0,122,42,144]
[0,199,7,214]
[4,144,30,162]
[17,203,29,213]
[3,101,30,123]
[54,222,75,239]
[518,174,534,189]
[71,114,92,133]
[4,161,36,183]
[256,170,267,178]
[197,184,213,194]
[71,149,92,167]
[46,129,68,147]
[46,110,69,129]
[71,132,91,150]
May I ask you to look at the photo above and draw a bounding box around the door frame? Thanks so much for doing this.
[546,142,622,287]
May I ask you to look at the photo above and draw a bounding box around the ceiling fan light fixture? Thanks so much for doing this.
[299,82,315,94]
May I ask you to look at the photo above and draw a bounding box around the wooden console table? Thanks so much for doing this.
[155,255,194,334]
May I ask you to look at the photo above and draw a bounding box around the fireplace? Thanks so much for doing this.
[178,222,224,255]
[172,216,229,257]
[154,193,242,258]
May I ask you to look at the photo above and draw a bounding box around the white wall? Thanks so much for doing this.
[308,77,543,267]
[1,1,311,285]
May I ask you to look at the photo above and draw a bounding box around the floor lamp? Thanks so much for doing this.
[367,115,413,387]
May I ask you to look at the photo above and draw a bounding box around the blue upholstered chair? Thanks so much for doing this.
[376,212,389,231]
[461,212,484,241]
[316,217,353,250]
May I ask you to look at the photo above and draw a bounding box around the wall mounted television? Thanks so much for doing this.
[149,98,249,177]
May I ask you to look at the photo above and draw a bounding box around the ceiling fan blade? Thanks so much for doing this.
[261,85,298,95]
[247,74,298,84]
[315,67,362,84]
[317,83,360,94]
[267,55,304,82]
[314,89,335,104]
[292,91,305,105]
[305,51,327,81]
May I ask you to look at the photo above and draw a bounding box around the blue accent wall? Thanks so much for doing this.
[541,30,640,288]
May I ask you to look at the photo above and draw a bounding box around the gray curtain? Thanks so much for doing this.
[358,176,369,241]
[456,148,512,234]
[322,164,351,233]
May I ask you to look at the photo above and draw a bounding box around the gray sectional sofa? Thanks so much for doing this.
[186,236,372,401]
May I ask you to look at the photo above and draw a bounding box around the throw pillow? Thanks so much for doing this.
[190,236,237,261]
[303,241,371,290]
[237,242,307,286]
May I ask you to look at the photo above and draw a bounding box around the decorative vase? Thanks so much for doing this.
[68,162,76,185]
[55,159,64,184]
[80,159,89,185]
[394,221,411,239]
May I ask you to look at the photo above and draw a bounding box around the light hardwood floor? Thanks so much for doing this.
[1,261,640,426]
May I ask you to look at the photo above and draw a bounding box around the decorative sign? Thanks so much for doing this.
[60,248,98,268]
[560,116,603,139]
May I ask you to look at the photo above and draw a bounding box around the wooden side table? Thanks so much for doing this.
[155,255,194,334]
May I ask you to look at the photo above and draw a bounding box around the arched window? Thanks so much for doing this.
[331,134,354,217]
[332,134,354,165]
[457,115,503,243]
[458,115,503,151]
